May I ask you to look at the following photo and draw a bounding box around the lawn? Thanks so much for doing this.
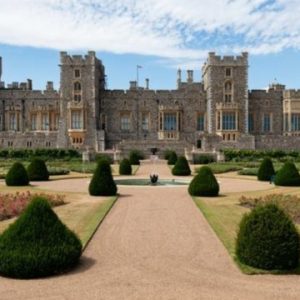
[193,186,300,274]
[0,184,117,248]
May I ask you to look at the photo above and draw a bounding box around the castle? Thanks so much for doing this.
[0,51,300,157]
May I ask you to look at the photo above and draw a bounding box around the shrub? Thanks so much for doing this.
[172,156,191,176]
[119,158,132,175]
[129,150,144,165]
[5,162,29,186]
[236,203,299,270]
[95,154,114,165]
[238,168,258,176]
[193,154,215,164]
[89,159,117,196]
[274,161,300,186]
[27,158,49,181]
[164,149,173,160]
[257,157,275,181]
[0,196,82,278]
[167,151,177,165]
[188,166,219,197]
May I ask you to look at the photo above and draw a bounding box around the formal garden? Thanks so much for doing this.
[1,147,300,280]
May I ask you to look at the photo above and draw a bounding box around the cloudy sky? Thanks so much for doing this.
[0,0,299,90]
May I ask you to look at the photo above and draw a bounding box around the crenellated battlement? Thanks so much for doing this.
[283,89,300,99]
[60,51,100,65]
[204,52,248,67]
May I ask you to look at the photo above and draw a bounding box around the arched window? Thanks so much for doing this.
[224,81,233,103]
[74,82,81,91]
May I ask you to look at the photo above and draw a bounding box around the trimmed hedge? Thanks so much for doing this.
[0,196,82,278]
[89,159,117,196]
[95,153,114,165]
[274,161,300,186]
[129,150,144,165]
[164,149,173,160]
[236,203,299,270]
[257,157,275,181]
[27,158,49,181]
[172,156,191,176]
[5,162,29,186]
[167,151,177,165]
[119,159,132,175]
[193,154,215,164]
[188,166,219,197]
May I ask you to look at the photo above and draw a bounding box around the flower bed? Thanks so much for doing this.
[0,191,65,221]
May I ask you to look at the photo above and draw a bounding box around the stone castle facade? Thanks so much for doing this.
[1,51,300,157]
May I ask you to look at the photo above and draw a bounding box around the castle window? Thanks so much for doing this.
[41,113,49,131]
[100,113,106,130]
[71,111,82,129]
[74,82,81,91]
[222,112,236,130]
[31,114,37,130]
[9,113,17,131]
[224,81,233,103]
[74,69,81,78]
[225,68,232,77]
[74,94,81,102]
[248,113,254,132]
[120,113,131,131]
[262,113,271,132]
[291,114,300,131]
[142,113,150,131]
[27,141,32,148]
[197,113,205,131]
[164,113,177,131]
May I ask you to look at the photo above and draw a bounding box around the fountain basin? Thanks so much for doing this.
[115,179,189,186]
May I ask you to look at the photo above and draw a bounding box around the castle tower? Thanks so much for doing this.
[202,52,249,141]
[57,51,105,150]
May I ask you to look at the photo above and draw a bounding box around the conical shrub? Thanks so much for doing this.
[274,161,300,186]
[5,162,29,186]
[129,150,144,165]
[172,156,191,176]
[257,157,275,181]
[119,158,132,175]
[89,159,117,196]
[188,166,219,196]
[236,203,299,270]
[0,196,82,278]
[27,158,49,181]
[167,151,177,165]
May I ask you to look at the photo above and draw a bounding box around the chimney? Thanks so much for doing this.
[177,68,182,88]
[0,57,2,81]
[46,81,54,91]
[129,81,137,90]
[187,70,194,84]
[26,79,32,90]
[145,78,149,90]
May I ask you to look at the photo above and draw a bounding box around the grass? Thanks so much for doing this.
[193,186,300,274]
[0,183,118,248]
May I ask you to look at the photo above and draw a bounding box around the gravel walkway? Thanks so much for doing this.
[0,160,299,299]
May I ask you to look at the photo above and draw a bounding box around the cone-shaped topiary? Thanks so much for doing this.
[167,151,177,165]
[257,157,275,181]
[27,158,49,181]
[172,156,191,176]
[89,159,117,196]
[0,196,82,278]
[188,166,219,196]
[236,203,299,270]
[274,161,300,186]
[5,162,29,186]
[119,158,132,175]
[129,150,144,165]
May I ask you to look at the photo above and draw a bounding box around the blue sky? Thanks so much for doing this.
[0,0,300,91]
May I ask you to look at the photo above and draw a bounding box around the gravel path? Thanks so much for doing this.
[0,160,299,299]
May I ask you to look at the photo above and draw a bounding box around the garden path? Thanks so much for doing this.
[0,160,299,299]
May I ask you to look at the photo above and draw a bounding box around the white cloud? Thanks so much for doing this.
[0,0,299,68]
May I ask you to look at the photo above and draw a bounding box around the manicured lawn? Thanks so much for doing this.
[193,186,300,274]
[0,184,117,248]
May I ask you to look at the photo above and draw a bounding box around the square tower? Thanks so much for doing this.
[202,52,248,141]
[57,51,105,149]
